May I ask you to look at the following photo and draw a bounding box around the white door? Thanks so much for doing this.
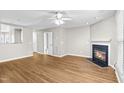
[33,32,37,52]
[44,32,53,55]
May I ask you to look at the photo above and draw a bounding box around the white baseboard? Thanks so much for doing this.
[115,67,121,83]
[0,54,33,63]
[104,64,121,83]
[36,52,44,55]
[109,64,115,69]
[36,52,91,58]
[36,52,66,57]
[65,54,91,58]
[52,54,67,57]
[114,65,124,83]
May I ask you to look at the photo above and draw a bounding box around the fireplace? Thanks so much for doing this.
[92,44,108,67]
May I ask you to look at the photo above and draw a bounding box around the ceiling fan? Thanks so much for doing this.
[48,11,72,25]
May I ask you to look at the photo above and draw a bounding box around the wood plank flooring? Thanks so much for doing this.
[0,53,118,83]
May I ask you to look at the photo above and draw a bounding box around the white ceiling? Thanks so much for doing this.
[0,10,116,29]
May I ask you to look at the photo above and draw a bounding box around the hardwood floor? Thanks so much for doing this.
[0,53,118,83]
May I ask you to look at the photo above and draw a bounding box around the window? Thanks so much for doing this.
[0,24,23,44]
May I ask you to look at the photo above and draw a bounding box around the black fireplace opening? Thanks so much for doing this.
[92,44,108,67]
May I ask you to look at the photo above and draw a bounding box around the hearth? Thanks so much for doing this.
[92,44,108,67]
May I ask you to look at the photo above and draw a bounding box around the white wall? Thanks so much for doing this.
[0,28,33,62]
[115,10,124,82]
[90,16,117,66]
[64,26,91,57]
[91,17,115,41]
[37,26,90,57]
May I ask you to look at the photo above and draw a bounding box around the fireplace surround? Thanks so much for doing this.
[92,44,108,67]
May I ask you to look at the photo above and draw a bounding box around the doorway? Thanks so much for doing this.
[43,32,53,55]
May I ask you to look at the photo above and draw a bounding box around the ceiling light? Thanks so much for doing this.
[54,19,64,25]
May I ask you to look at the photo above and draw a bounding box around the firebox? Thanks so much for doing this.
[92,44,108,67]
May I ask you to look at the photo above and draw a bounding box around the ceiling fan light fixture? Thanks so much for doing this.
[49,11,71,26]
[59,20,64,24]
[54,19,64,25]
[54,20,60,25]
[56,12,63,19]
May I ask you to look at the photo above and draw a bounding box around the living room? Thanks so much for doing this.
[0,0,124,93]
[0,10,123,83]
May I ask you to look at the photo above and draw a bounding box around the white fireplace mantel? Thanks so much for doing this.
[91,39,111,44]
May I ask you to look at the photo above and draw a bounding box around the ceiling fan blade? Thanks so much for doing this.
[62,18,72,20]
[48,10,66,14]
